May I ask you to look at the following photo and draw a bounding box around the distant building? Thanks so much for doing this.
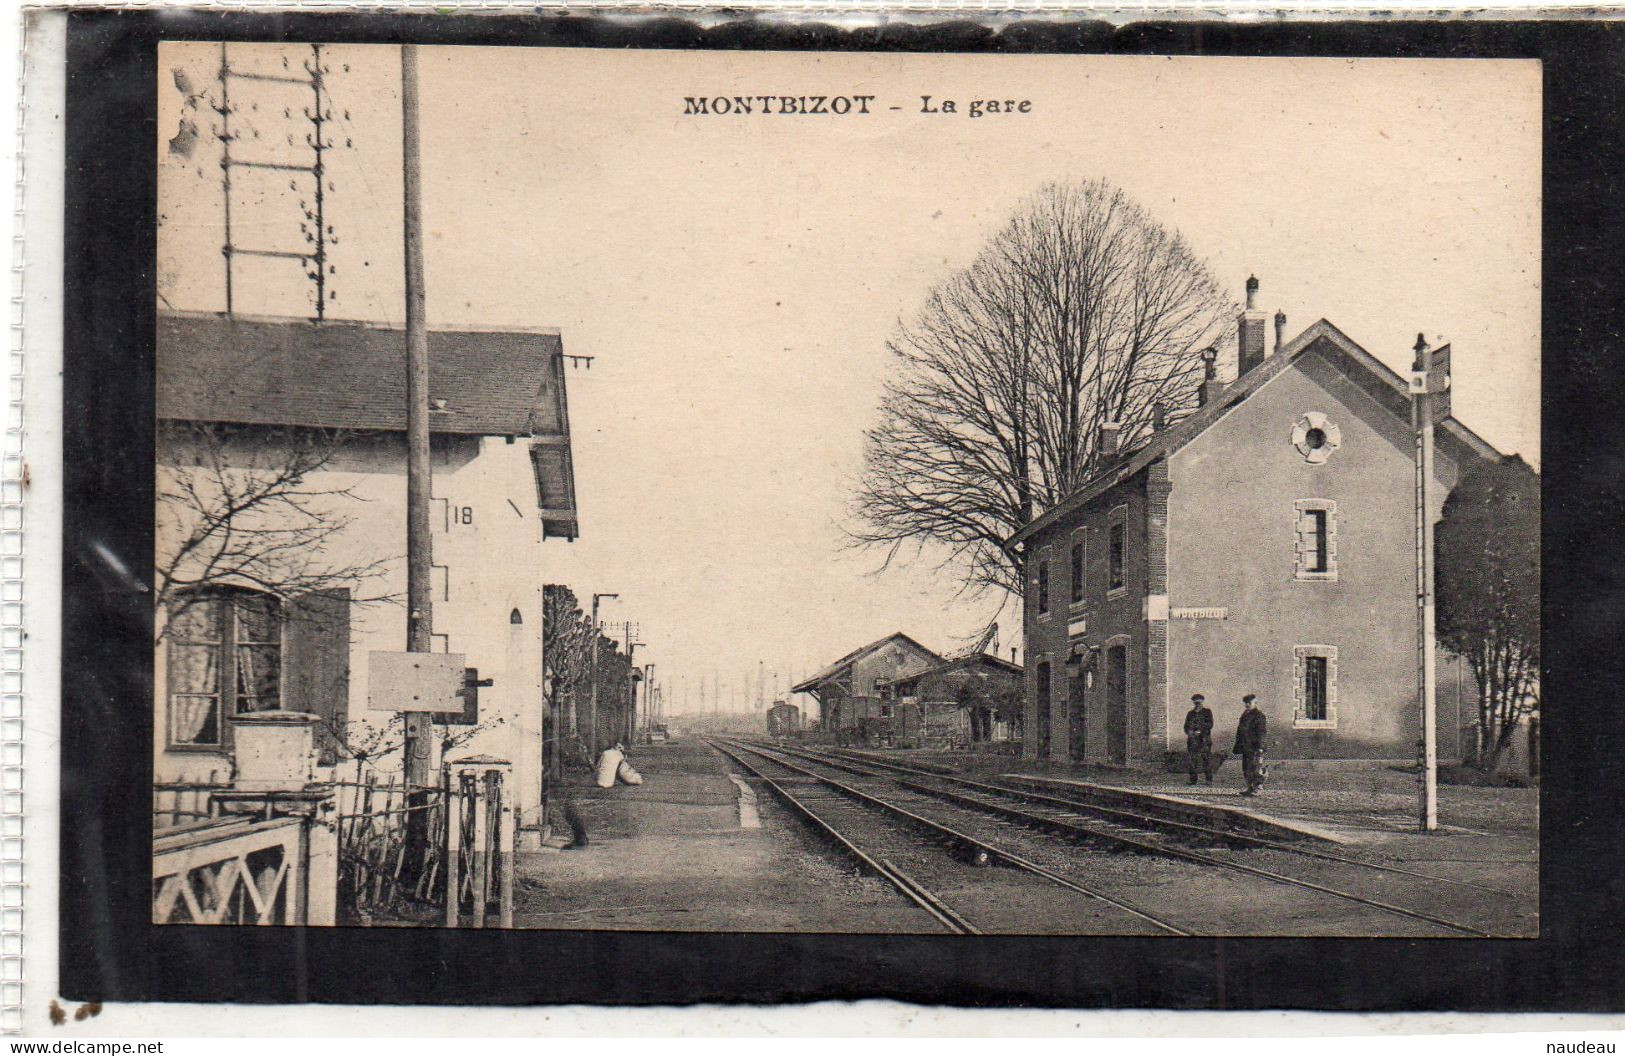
[154,311,578,849]
[1010,279,1515,767]
[792,633,941,742]
[880,651,1024,749]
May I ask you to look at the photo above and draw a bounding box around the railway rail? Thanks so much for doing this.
[725,739,1497,938]
[798,744,1516,896]
[710,739,1190,936]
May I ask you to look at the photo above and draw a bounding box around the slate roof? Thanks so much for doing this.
[159,311,580,539]
[791,632,942,694]
[157,312,567,437]
[1007,319,1506,549]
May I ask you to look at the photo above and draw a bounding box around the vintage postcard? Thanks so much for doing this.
[145,39,1539,941]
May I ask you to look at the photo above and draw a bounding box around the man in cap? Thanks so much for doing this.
[1233,693,1268,796]
[1182,693,1214,785]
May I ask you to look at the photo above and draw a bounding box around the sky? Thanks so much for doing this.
[158,44,1541,717]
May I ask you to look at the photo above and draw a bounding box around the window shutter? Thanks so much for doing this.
[285,588,352,763]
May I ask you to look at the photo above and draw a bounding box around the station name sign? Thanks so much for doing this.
[1171,607,1229,620]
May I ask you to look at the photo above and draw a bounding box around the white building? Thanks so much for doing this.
[154,311,578,850]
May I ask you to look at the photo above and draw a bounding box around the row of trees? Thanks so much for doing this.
[543,584,639,765]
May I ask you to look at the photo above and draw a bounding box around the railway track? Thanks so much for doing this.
[709,739,1190,936]
[727,739,1499,938]
[795,744,1518,897]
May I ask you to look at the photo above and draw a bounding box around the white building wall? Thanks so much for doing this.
[155,428,555,837]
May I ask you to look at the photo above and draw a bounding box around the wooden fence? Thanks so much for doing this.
[333,775,448,925]
[152,816,308,924]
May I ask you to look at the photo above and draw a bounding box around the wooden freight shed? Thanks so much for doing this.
[791,633,941,745]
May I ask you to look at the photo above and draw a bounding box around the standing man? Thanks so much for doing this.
[1233,693,1268,796]
[1182,693,1214,785]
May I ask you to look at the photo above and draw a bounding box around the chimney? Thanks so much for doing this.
[1197,346,1222,407]
[1238,275,1267,377]
[1275,309,1287,353]
[1151,402,1167,432]
[1100,421,1121,456]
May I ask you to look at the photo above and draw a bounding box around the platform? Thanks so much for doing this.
[510,738,925,932]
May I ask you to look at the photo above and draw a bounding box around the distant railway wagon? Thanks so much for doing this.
[766,702,803,738]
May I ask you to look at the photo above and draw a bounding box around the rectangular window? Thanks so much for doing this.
[1306,510,1329,572]
[167,591,284,749]
[1035,660,1052,754]
[1303,656,1329,721]
[1293,644,1338,728]
[1070,540,1085,605]
[1037,557,1051,615]
[1294,500,1338,580]
[1108,522,1125,593]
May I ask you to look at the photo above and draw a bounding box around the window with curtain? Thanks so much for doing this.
[167,589,284,748]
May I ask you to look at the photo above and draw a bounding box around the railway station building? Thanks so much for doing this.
[1010,279,1522,768]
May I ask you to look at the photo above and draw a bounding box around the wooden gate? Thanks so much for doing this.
[444,757,515,928]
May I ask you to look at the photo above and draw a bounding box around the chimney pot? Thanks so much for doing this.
[1151,403,1167,432]
[1198,346,1222,407]
[1238,276,1267,376]
[1274,310,1287,352]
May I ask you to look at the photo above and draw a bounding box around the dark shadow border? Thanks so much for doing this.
[60,9,1625,1010]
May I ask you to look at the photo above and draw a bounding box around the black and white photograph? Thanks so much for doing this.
[145,40,1541,940]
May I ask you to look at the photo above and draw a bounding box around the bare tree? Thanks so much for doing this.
[851,179,1234,595]
[155,421,397,635]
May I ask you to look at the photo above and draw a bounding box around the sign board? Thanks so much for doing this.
[367,651,469,713]
[1172,607,1229,620]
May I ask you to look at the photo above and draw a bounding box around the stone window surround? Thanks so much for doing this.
[1069,528,1088,610]
[1106,504,1129,599]
[1293,498,1339,582]
[1293,643,1339,729]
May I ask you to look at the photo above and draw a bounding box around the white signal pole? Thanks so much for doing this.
[1412,333,1440,832]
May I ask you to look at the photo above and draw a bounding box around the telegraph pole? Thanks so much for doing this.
[1412,333,1440,832]
[643,663,656,742]
[400,44,434,789]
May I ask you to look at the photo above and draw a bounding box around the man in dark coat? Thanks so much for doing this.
[1233,693,1268,796]
[1182,693,1214,785]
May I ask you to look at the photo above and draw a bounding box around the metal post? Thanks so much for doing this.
[1413,333,1439,832]
[401,45,435,790]
[217,43,234,316]
[643,663,655,743]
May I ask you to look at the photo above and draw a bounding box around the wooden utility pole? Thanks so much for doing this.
[401,44,434,788]
[1412,333,1440,832]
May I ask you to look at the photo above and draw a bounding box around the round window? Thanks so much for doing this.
[1292,413,1341,464]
